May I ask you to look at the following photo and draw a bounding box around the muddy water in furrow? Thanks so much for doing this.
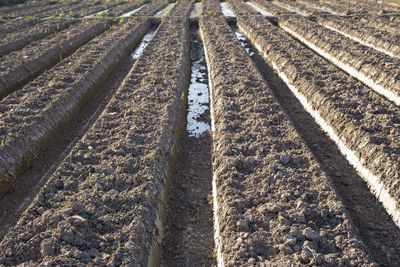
[160,26,215,267]
[231,24,400,265]
[0,25,159,242]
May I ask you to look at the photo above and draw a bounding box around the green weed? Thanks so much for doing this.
[26,158,32,168]
[1,138,5,146]
[291,52,294,59]
[92,127,95,137]
[181,91,185,101]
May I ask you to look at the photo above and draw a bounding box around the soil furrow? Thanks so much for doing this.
[0,18,152,201]
[0,22,158,243]
[251,0,295,16]
[160,24,215,267]
[0,18,77,58]
[0,19,112,99]
[200,15,373,266]
[232,20,400,266]
[317,14,400,58]
[239,13,400,225]
[0,16,190,266]
[277,15,400,105]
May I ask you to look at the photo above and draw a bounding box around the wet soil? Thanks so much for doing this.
[160,25,215,267]
[160,133,215,267]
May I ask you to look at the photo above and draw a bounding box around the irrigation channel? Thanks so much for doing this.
[160,24,215,267]
[0,24,158,242]
[230,20,400,266]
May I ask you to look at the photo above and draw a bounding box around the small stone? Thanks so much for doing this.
[285,234,297,246]
[296,200,309,210]
[109,189,118,195]
[280,154,290,164]
[37,207,45,215]
[237,220,250,232]
[279,215,290,226]
[67,215,87,227]
[248,257,256,264]
[304,229,320,241]
[105,167,114,175]
[293,244,301,252]
[76,162,84,170]
[293,213,306,224]
[301,246,313,263]
[40,237,57,256]
[87,248,100,258]
[279,243,293,255]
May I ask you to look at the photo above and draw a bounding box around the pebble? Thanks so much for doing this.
[285,234,297,246]
[304,228,320,241]
[67,215,88,227]
[76,162,84,170]
[37,207,45,215]
[279,215,290,226]
[301,246,313,263]
[105,166,114,175]
[40,238,57,256]
[293,213,306,224]
[279,243,293,255]
[296,200,309,210]
[280,154,290,164]
[237,220,250,232]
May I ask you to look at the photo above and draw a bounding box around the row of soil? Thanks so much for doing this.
[272,0,325,16]
[227,0,259,16]
[200,15,373,266]
[251,0,295,16]
[237,14,400,262]
[277,14,400,105]
[133,0,168,16]
[321,0,400,14]
[202,0,222,15]
[0,18,77,58]
[316,14,400,58]
[0,17,151,200]
[348,13,400,36]
[0,16,41,36]
[0,16,190,266]
[1,1,114,20]
[0,18,112,99]
[297,0,399,15]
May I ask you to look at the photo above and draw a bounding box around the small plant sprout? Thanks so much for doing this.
[181,91,185,101]
[170,144,175,155]
[26,158,32,168]
[149,151,155,158]
[45,28,48,34]
[1,138,5,145]
[69,152,72,163]
[69,9,72,16]
[117,239,121,248]
[308,157,313,167]
[291,52,294,59]
[59,53,63,61]
[91,127,95,137]
[70,41,73,47]
[57,24,59,31]
[119,17,124,24]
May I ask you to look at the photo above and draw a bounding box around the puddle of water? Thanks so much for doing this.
[235,31,255,56]
[247,2,274,16]
[187,31,211,137]
[84,9,108,19]
[130,27,156,60]
[220,3,236,17]
[120,4,147,17]
[155,3,176,18]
